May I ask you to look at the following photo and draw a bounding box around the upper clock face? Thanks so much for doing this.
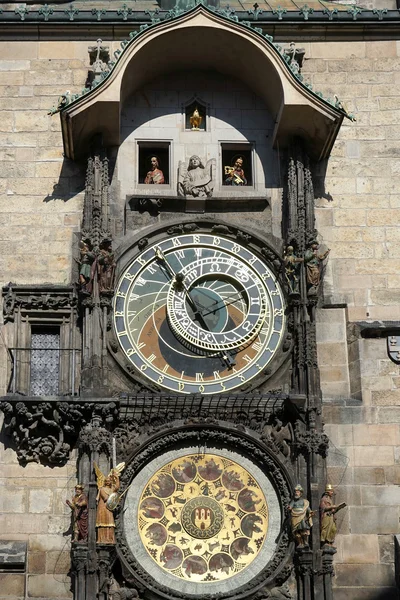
[114,232,285,394]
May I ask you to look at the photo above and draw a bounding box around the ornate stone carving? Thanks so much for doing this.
[87,39,110,89]
[0,400,119,466]
[293,422,329,458]
[2,284,77,323]
[261,419,292,458]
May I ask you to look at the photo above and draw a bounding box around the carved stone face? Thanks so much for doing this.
[190,156,201,168]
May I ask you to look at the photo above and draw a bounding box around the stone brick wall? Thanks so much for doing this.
[304,40,400,598]
[0,41,93,599]
[0,439,76,598]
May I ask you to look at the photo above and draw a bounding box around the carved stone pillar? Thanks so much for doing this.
[321,546,336,600]
[294,549,314,600]
[97,545,115,600]
[71,544,89,600]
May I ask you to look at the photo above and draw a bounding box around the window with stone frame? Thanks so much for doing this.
[137,141,170,185]
[221,143,254,187]
[2,285,80,397]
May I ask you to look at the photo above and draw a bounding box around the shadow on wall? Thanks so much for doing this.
[312,158,334,203]
[42,156,87,203]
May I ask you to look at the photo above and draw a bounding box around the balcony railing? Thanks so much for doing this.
[7,347,81,397]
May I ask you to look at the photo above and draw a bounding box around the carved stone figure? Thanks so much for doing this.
[304,241,330,295]
[144,156,165,185]
[224,156,247,186]
[320,484,346,547]
[269,583,292,599]
[109,578,141,600]
[66,484,89,542]
[261,419,291,457]
[284,245,303,295]
[288,484,314,548]
[178,155,215,198]
[87,39,110,89]
[79,241,96,294]
[98,240,116,293]
[94,462,125,544]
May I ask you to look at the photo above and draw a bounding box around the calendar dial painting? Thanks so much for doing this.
[137,453,269,583]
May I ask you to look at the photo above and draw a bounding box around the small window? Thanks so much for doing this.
[138,142,170,185]
[221,144,253,187]
[30,326,60,396]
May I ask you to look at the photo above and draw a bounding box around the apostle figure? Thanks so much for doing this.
[224,156,247,186]
[66,484,89,543]
[320,484,346,547]
[287,484,314,548]
[144,156,165,185]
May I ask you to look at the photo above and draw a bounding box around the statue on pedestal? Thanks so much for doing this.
[78,240,96,295]
[66,484,89,543]
[283,246,303,295]
[304,241,330,295]
[320,484,346,548]
[98,240,116,293]
[94,462,125,544]
[288,484,314,549]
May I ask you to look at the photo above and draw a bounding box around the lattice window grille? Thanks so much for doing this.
[30,331,60,396]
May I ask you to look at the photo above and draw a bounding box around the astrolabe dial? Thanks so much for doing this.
[113,232,285,394]
[166,254,268,352]
[137,453,269,583]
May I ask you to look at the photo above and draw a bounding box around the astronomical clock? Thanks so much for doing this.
[113,226,286,395]
[109,221,294,600]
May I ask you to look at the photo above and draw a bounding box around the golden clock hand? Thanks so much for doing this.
[154,247,209,315]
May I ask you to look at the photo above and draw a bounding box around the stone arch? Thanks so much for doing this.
[61,5,344,160]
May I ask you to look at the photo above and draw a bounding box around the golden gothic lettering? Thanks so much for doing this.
[138,453,268,582]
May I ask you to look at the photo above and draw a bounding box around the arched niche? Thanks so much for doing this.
[60,5,344,161]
